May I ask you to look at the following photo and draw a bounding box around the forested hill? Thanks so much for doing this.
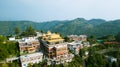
[0,18,120,37]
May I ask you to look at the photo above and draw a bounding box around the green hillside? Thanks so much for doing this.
[0,18,120,37]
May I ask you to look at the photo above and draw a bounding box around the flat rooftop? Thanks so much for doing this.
[20,52,43,59]
[68,41,82,45]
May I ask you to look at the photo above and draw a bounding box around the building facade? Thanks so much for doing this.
[18,37,40,54]
[67,41,83,54]
[41,31,74,64]
[68,35,87,41]
[20,52,43,67]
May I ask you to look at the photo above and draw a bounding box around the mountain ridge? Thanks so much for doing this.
[0,18,120,37]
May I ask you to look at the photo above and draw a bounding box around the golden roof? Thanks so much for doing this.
[46,31,52,35]
[42,31,64,42]
[47,39,64,42]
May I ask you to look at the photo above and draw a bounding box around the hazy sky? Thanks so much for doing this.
[0,0,120,22]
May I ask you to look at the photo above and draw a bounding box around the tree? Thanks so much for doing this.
[116,32,120,42]
[14,27,20,35]
[32,63,39,67]
[86,54,107,67]
[106,35,116,41]
[68,55,82,67]
[21,26,36,37]
[0,41,19,61]
[112,61,118,67]
[88,47,95,56]
[64,37,70,42]
[40,30,44,33]
[20,32,26,37]
[0,47,8,61]
[107,63,112,67]
[0,35,7,44]
[28,63,32,67]
[1,63,8,67]
[79,49,85,58]
[41,59,47,67]
[88,35,97,44]
[8,63,20,67]
[25,26,36,36]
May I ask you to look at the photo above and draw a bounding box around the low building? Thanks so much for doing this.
[82,41,90,47]
[42,41,68,58]
[67,41,83,54]
[49,54,74,64]
[6,57,19,63]
[85,51,89,56]
[68,35,87,41]
[36,32,42,37]
[105,56,117,62]
[79,35,87,42]
[103,42,120,45]
[9,37,15,41]
[18,37,40,54]
[68,35,79,41]
[20,52,43,67]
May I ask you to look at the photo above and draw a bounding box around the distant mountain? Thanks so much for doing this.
[88,19,106,25]
[0,18,120,37]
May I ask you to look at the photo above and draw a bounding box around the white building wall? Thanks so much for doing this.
[20,52,43,67]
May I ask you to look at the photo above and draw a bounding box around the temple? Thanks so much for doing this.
[41,31,74,64]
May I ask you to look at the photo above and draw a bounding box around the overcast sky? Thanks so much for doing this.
[0,0,120,22]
